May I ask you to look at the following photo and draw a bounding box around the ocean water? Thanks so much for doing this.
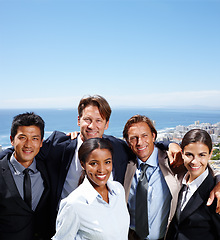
[0,108,220,148]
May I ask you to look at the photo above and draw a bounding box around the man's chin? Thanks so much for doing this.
[86,134,101,139]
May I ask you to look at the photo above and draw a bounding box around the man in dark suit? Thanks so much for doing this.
[0,112,50,240]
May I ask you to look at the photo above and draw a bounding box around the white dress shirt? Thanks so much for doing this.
[53,177,130,240]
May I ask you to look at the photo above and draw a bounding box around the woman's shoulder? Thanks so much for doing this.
[61,184,88,206]
[108,180,125,194]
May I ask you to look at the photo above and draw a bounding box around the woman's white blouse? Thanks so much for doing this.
[52,177,130,240]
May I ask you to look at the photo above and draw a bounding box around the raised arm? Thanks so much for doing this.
[207,167,220,214]
[167,142,184,168]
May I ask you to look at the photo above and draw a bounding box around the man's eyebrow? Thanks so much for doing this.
[32,135,41,138]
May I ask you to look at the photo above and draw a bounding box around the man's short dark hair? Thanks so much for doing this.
[11,112,45,140]
[78,95,112,122]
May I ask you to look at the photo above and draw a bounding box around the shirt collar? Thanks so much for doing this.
[137,146,158,169]
[182,168,209,191]
[77,134,83,150]
[82,176,118,205]
[10,153,37,174]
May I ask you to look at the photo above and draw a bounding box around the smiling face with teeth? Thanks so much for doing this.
[127,122,156,163]
[10,125,43,168]
[81,148,112,192]
[78,105,109,142]
[182,142,212,183]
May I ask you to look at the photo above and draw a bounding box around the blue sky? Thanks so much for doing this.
[0,0,220,109]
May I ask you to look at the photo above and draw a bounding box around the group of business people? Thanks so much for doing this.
[0,95,220,240]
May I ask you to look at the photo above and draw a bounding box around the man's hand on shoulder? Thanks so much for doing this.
[66,132,78,140]
[207,181,220,214]
[167,143,183,168]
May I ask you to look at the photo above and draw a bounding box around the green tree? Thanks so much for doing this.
[213,149,220,155]
[211,154,220,160]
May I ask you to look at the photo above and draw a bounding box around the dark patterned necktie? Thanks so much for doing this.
[23,168,32,209]
[135,163,149,239]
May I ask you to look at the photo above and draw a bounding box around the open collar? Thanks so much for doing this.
[82,176,118,205]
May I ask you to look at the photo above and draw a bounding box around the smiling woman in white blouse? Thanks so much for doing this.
[52,137,130,240]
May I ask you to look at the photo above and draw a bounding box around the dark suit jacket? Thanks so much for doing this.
[0,131,168,234]
[0,154,51,240]
[166,171,220,240]
[33,131,135,233]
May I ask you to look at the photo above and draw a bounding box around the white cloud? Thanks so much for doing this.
[0,90,219,109]
[0,96,81,109]
[107,90,220,108]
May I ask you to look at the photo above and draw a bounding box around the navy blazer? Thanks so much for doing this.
[0,131,134,234]
[36,131,134,212]
[166,171,220,240]
[0,154,51,240]
[0,131,167,234]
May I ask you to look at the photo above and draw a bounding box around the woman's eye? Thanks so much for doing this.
[200,153,206,157]
[90,162,97,166]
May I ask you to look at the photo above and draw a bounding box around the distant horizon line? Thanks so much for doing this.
[0,106,220,111]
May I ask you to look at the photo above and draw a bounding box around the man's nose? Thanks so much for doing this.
[24,139,31,147]
[88,120,96,128]
[137,136,143,145]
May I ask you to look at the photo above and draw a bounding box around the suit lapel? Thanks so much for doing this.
[124,159,137,202]
[179,172,213,223]
[158,149,182,196]
[1,155,31,211]
[179,191,203,223]
[35,159,50,210]
[158,148,184,222]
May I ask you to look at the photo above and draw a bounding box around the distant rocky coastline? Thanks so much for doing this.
[157,121,220,163]
[157,121,220,144]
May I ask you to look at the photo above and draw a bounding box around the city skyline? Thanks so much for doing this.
[1,0,220,109]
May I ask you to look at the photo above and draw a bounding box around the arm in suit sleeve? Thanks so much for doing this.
[0,147,14,159]
[155,140,171,151]
[210,200,220,237]
[208,164,220,183]
[36,131,72,162]
[206,165,220,213]
[0,131,71,162]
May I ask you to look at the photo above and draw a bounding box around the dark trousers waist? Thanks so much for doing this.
[128,228,164,240]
